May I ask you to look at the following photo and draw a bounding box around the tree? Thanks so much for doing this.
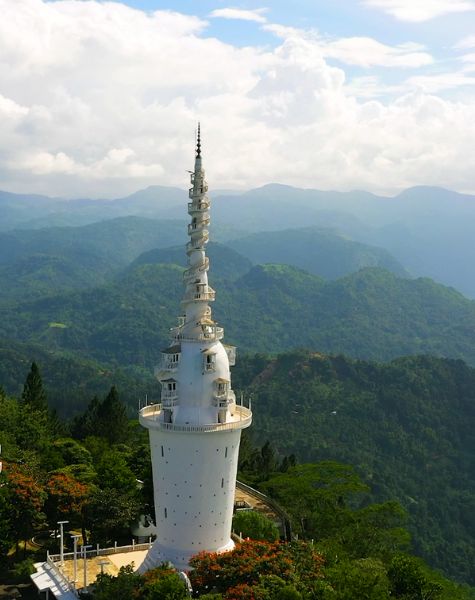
[0,473,14,564]
[262,462,368,540]
[72,395,101,439]
[84,487,140,545]
[93,565,144,600]
[45,472,90,528]
[98,386,129,444]
[324,558,391,600]
[388,555,443,600]
[3,462,46,554]
[189,540,324,597]
[95,448,137,493]
[21,362,48,412]
[232,511,280,542]
[142,572,188,600]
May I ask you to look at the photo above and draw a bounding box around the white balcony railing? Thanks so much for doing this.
[161,389,178,402]
[171,325,224,342]
[188,201,210,212]
[186,233,209,254]
[182,290,216,303]
[154,360,179,377]
[187,219,210,235]
[162,397,179,408]
[139,404,252,433]
[188,184,209,199]
[183,257,209,280]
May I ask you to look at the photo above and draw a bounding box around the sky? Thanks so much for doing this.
[1,0,475,198]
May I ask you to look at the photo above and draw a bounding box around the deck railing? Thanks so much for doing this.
[140,405,252,433]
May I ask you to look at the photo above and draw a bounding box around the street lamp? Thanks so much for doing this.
[81,545,92,591]
[98,559,109,575]
[71,534,81,585]
[57,520,69,566]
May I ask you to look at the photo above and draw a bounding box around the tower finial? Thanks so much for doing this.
[196,122,201,158]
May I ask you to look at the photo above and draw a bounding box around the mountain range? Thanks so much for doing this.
[1,183,474,296]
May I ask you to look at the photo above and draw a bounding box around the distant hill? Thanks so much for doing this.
[0,217,187,302]
[2,183,474,296]
[227,227,408,279]
[130,242,253,281]
[1,260,475,367]
[213,184,475,298]
[0,338,158,418]
[232,350,475,584]
[0,216,185,268]
[0,186,186,230]
[0,222,405,303]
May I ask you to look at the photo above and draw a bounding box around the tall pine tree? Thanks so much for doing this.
[98,386,129,444]
[21,362,48,412]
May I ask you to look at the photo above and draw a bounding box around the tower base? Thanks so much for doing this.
[137,537,235,573]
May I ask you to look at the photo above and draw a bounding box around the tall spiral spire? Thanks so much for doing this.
[196,122,201,158]
[137,129,251,573]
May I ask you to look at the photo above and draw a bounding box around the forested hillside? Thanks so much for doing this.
[0,216,185,298]
[0,338,158,417]
[0,357,474,593]
[1,261,475,368]
[226,227,407,279]
[233,351,475,584]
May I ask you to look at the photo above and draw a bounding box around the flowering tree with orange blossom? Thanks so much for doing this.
[3,462,46,554]
[45,472,90,530]
[189,540,324,599]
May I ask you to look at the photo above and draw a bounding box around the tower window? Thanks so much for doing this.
[203,352,216,372]
[164,508,167,518]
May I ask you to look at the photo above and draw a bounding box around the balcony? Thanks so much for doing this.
[213,397,230,409]
[188,201,210,213]
[182,289,216,303]
[162,397,179,408]
[213,389,235,408]
[161,388,178,405]
[171,325,224,343]
[187,219,210,235]
[139,404,252,433]
[186,233,209,254]
[183,257,209,280]
[154,358,179,376]
[154,365,176,380]
[188,184,209,199]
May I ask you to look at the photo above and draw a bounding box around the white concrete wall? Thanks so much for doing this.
[140,427,241,570]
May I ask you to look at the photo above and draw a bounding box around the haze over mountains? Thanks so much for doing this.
[1,183,475,297]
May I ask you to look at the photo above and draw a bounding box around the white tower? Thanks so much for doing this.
[138,126,252,572]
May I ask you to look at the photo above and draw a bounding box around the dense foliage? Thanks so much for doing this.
[1,261,475,372]
[0,364,151,579]
[227,226,407,280]
[0,362,474,598]
[233,351,475,584]
[0,337,158,417]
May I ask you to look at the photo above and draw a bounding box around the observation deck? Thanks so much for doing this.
[139,404,252,433]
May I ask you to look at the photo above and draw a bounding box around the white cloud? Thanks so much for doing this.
[209,7,268,23]
[456,35,475,49]
[320,37,433,68]
[404,72,475,93]
[363,0,475,21]
[0,0,474,197]
[264,26,432,68]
